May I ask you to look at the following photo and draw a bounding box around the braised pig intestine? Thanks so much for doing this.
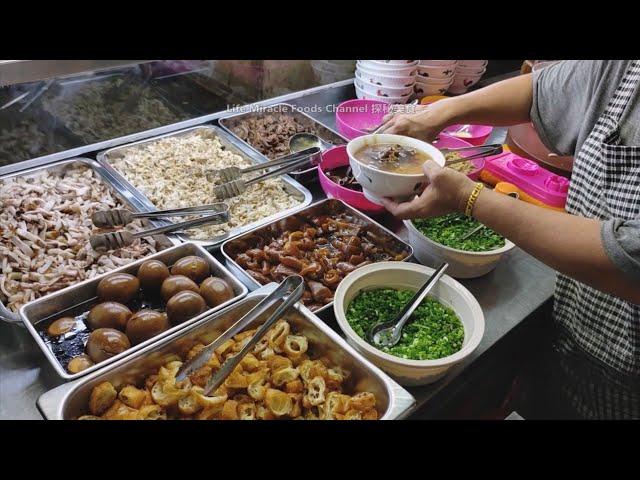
[228,212,408,310]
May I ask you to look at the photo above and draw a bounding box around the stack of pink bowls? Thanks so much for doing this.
[354,60,417,104]
[448,60,488,94]
[414,60,458,98]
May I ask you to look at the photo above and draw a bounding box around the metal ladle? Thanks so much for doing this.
[367,262,449,348]
[288,133,334,153]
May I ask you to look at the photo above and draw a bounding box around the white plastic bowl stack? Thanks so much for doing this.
[448,60,489,95]
[354,60,418,104]
[414,60,457,98]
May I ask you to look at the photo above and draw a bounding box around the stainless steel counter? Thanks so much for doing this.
[0,78,556,419]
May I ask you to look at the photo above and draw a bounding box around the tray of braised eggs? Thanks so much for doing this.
[20,243,248,380]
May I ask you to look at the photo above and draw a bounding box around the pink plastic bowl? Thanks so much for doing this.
[433,135,485,181]
[319,146,386,215]
[441,124,493,146]
[335,99,390,140]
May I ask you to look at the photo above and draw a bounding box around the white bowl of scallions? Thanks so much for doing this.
[404,213,516,279]
[334,262,485,386]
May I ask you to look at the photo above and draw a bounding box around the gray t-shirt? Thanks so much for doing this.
[530,60,640,282]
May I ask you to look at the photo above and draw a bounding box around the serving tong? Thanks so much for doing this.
[91,203,229,228]
[176,275,305,395]
[368,263,449,348]
[441,143,503,167]
[206,146,321,183]
[89,203,230,252]
[211,147,321,200]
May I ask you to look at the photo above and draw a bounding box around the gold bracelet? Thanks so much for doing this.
[465,182,485,217]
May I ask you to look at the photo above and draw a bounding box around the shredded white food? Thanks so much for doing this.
[108,130,301,239]
[0,164,164,313]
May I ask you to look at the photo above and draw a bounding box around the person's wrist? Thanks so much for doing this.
[431,97,460,129]
[453,173,476,214]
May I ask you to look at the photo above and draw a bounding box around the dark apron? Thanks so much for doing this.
[546,60,640,419]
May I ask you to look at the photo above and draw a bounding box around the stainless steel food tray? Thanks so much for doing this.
[37,283,416,420]
[221,198,414,314]
[20,242,248,380]
[96,125,313,248]
[218,102,347,184]
[0,157,179,325]
[40,72,190,144]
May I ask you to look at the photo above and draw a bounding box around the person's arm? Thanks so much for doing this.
[379,74,534,140]
[381,163,640,304]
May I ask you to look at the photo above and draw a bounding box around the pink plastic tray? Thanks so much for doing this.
[484,152,569,208]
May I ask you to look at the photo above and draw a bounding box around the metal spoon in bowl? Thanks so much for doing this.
[367,262,449,348]
[459,224,486,241]
[288,133,334,153]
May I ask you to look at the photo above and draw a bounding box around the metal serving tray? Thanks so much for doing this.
[0,157,178,325]
[39,72,190,144]
[96,125,313,248]
[36,283,416,420]
[20,242,248,381]
[0,95,80,168]
[218,102,347,184]
[221,198,414,314]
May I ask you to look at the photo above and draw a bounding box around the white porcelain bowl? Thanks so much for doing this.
[456,65,487,76]
[404,219,516,278]
[414,78,453,97]
[355,69,416,88]
[333,261,485,385]
[415,75,454,85]
[458,60,488,68]
[419,60,458,67]
[355,83,411,104]
[372,60,418,65]
[417,64,457,80]
[354,78,414,97]
[347,133,445,204]
[357,61,418,77]
[448,72,485,94]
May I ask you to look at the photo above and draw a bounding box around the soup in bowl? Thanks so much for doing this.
[347,134,445,205]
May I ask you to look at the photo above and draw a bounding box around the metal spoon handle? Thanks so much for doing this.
[460,224,486,241]
[392,263,449,335]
